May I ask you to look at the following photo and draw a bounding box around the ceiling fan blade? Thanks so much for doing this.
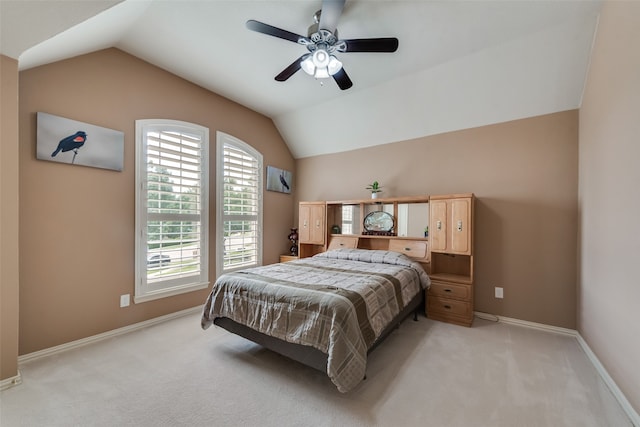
[332,68,353,90]
[275,55,308,82]
[246,20,309,44]
[318,0,345,34]
[342,38,399,53]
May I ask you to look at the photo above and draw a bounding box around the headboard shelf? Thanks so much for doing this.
[325,195,430,205]
[330,233,428,241]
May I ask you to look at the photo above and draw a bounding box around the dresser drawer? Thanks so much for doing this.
[428,281,470,301]
[327,236,359,250]
[388,239,428,261]
[427,295,471,317]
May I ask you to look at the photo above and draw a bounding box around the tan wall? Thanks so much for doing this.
[18,48,295,354]
[297,110,578,329]
[579,1,640,414]
[1,55,20,381]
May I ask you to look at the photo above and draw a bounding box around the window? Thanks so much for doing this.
[342,206,354,234]
[216,132,263,275]
[135,120,209,303]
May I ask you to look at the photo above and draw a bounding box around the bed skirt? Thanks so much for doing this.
[213,290,424,374]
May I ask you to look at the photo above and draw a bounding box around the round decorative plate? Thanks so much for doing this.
[363,211,394,232]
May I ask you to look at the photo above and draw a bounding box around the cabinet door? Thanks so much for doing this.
[429,199,448,252]
[299,203,325,245]
[299,204,312,243]
[309,204,325,244]
[449,198,471,254]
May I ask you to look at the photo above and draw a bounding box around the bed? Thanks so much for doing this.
[201,248,431,392]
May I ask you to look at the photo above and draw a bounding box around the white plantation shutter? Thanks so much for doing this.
[216,132,263,274]
[135,120,209,302]
[342,205,354,235]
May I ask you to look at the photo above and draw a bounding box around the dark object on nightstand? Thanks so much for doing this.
[288,228,299,256]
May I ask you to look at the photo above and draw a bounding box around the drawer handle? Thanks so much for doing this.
[444,305,451,310]
[444,289,452,293]
[339,243,344,246]
[404,247,411,251]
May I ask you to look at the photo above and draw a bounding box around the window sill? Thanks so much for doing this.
[134,281,210,304]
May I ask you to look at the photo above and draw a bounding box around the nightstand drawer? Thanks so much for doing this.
[279,255,299,263]
[427,295,471,317]
[388,239,428,261]
[328,236,359,250]
[428,281,470,301]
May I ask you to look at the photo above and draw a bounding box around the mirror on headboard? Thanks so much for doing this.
[397,203,429,238]
[338,204,361,235]
[329,201,429,238]
[363,203,428,238]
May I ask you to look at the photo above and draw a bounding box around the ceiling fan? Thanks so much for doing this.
[246,0,399,90]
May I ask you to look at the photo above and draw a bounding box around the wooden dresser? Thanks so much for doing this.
[426,194,475,327]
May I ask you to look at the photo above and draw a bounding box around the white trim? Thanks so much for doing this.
[0,371,22,391]
[133,281,209,304]
[215,132,264,278]
[135,119,210,302]
[474,311,577,336]
[576,334,640,427]
[18,306,202,364]
[474,311,639,426]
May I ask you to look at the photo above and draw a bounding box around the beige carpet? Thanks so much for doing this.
[0,311,632,426]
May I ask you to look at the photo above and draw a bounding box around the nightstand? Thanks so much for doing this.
[279,255,299,263]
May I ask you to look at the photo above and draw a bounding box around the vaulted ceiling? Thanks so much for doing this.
[1,0,602,158]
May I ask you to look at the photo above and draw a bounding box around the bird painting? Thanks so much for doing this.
[265,166,292,193]
[37,112,124,171]
[51,131,87,163]
[279,173,290,191]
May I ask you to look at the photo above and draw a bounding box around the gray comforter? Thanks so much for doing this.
[201,249,430,392]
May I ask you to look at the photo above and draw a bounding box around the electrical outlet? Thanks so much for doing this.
[495,287,504,299]
[120,294,130,308]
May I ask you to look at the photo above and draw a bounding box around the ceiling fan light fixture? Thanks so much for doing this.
[327,56,342,75]
[301,49,343,79]
[313,49,330,68]
[301,56,315,75]
[314,67,331,79]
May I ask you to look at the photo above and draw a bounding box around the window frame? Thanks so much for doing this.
[135,119,210,303]
[216,132,263,277]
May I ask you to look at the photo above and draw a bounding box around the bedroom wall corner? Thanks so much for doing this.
[578,0,640,416]
[1,54,21,382]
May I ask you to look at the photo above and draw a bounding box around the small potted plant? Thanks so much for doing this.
[366,181,382,199]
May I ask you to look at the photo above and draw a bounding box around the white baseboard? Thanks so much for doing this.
[475,311,639,426]
[18,306,202,364]
[474,311,577,336]
[0,371,22,391]
[575,334,640,427]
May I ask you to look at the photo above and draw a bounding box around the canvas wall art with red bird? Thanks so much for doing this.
[36,112,124,171]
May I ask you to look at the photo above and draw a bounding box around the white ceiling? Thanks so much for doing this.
[1,0,602,159]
